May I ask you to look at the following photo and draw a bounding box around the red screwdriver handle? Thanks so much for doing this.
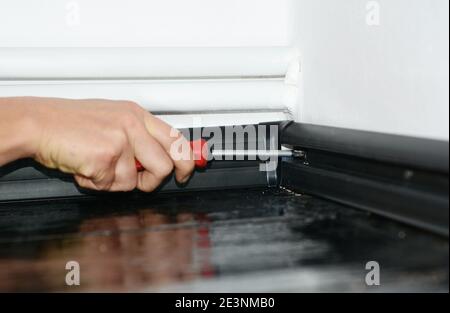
[135,139,208,171]
[190,138,209,168]
[135,159,145,171]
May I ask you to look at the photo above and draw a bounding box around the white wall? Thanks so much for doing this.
[290,0,449,141]
[1,0,448,140]
[0,0,289,47]
[0,0,293,127]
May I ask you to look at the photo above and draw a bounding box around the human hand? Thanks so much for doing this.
[22,97,194,192]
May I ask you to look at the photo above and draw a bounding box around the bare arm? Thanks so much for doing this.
[0,97,195,192]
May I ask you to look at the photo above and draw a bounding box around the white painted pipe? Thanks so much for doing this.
[0,79,287,112]
[158,111,290,129]
[0,47,296,80]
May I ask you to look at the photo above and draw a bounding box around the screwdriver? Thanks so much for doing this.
[135,139,300,171]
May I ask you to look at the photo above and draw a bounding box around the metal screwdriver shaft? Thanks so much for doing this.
[135,139,302,171]
[211,149,296,158]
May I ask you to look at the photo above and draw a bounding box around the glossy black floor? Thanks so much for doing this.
[0,188,448,292]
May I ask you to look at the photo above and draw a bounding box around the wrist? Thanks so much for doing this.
[17,98,43,159]
[9,97,40,159]
[0,97,42,161]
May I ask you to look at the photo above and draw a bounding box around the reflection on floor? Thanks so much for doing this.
[0,188,448,292]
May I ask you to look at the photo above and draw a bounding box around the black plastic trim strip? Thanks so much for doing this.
[0,124,278,202]
[280,122,449,236]
[281,159,448,236]
[0,161,268,203]
[282,123,449,173]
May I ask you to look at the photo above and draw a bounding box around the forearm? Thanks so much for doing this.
[0,97,38,166]
[0,96,194,192]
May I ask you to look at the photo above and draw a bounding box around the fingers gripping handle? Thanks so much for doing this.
[135,139,208,171]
